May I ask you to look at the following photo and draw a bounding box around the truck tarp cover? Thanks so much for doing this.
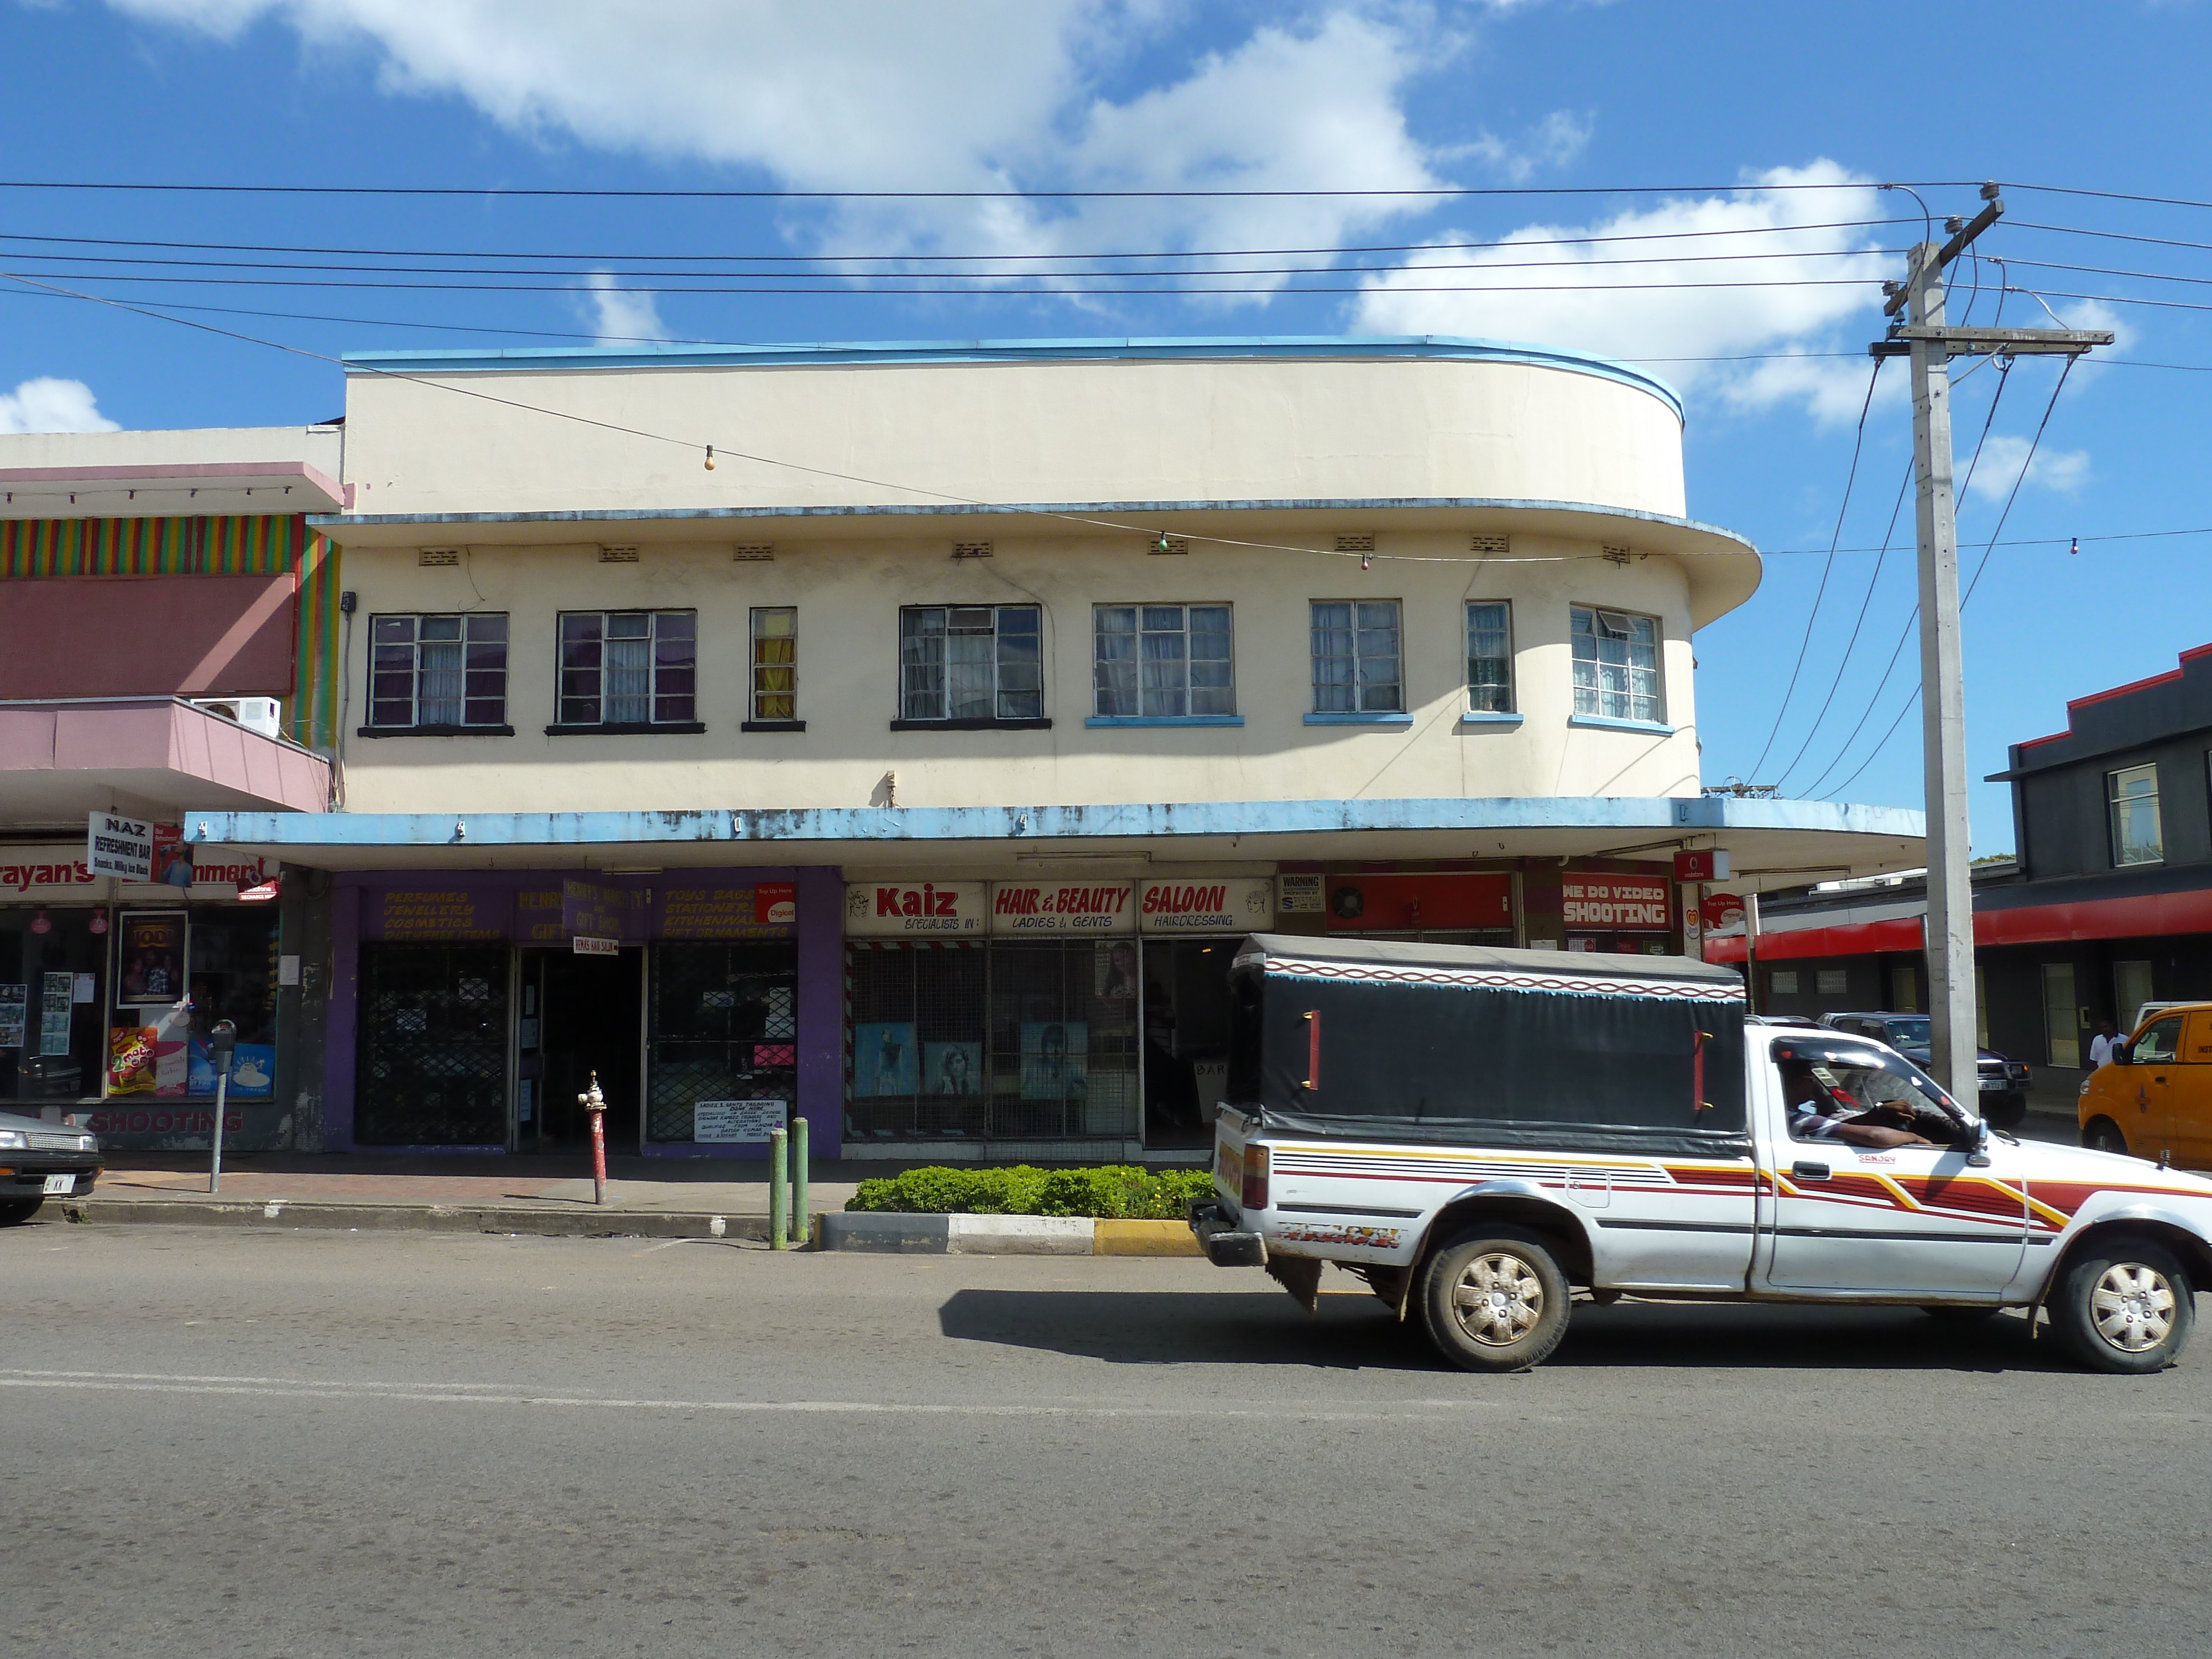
[1229,933,1749,1157]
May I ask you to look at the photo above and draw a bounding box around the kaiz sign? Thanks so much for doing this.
[845,881,986,936]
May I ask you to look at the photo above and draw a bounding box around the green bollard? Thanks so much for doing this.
[791,1115,810,1249]
[769,1125,790,1251]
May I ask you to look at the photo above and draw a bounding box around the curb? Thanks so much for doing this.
[55,1197,784,1242]
[817,1212,1202,1256]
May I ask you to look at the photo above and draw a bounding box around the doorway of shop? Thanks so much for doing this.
[520,947,642,1150]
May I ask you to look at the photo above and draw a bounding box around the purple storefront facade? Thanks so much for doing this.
[322,865,842,1159]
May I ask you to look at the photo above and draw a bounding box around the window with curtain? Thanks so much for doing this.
[750,607,797,722]
[557,610,697,727]
[898,604,1042,722]
[1093,603,1234,718]
[1571,606,1662,724]
[1465,601,1512,713]
[2108,763,2163,866]
[1310,599,1402,713]
[368,613,508,731]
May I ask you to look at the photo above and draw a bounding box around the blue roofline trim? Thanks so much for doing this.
[341,334,1686,422]
[184,795,1923,849]
[307,494,1756,555]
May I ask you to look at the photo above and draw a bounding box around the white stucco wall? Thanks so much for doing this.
[334,528,1704,815]
[339,347,1689,520]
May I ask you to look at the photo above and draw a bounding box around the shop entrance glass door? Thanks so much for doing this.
[1141,939,1235,1150]
[522,947,641,1150]
[356,943,509,1147]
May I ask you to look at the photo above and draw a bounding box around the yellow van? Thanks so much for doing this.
[2080,1002,2212,1166]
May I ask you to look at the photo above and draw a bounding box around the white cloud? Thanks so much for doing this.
[1966,433,2091,503]
[1451,109,1593,185]
[100,1,1489,300]
[1353,160,1900,419]
[0,377,121,434]
[577,273,667,346]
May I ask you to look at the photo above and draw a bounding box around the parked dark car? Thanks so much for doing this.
[1817,1012,2032,1127]
[0,1110,102,1224]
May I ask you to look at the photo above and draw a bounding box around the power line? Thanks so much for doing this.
[0,269,1895,296]
[1743,357,1883,782]
[1824,357,2080,800]
[0,177,1981,200]
[0,217,1917,264]
[0,243,1907,281]
[1798,356,2016,799]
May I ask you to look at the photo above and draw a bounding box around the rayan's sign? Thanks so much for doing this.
[5,842,272,902]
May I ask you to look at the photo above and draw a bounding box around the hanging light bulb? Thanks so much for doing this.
[29,906,51,935]
[1361,552,1372,571]
[89,909,109,935]
[704,445,716,471]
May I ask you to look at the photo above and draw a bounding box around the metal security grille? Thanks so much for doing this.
[355,945,509,1146]
[845,940,1138,1146]
[646,941,801,1142]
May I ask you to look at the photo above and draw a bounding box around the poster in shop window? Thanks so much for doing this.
[853,1022,918,1097]
[117,914,186,1005]
[40,972,72,1056]
[0,984,25,1049]
[1019,1022,1087,1101]
[924,1041,982,1097]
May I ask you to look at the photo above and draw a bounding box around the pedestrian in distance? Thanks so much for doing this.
[2089,1017,2125,1069]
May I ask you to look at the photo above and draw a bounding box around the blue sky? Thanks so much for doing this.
[5,0,2211,853]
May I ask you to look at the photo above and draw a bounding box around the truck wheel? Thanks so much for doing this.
[0,1197,43,1227]
[2052,1238,2195,1374]
[2083,1118,2129,1156]
[1420,1227,1571,1373]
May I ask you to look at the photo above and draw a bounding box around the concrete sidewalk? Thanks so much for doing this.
[55,1151,903,1241]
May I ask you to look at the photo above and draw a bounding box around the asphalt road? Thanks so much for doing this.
[6,1224,2210,1659]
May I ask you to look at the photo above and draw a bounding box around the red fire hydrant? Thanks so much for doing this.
[578,1070,609,1206]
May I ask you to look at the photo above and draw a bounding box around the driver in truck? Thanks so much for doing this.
[1781,1058,1936,1148]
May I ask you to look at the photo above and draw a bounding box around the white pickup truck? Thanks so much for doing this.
[1191,935,2212,1375]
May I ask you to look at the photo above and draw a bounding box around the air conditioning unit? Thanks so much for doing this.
[190,697,284,738]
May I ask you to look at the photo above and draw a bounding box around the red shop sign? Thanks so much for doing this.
[1562,872,1672,932]
[1323,872,1514,932]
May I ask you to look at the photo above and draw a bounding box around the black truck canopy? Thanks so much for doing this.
[1226,933,1750,1157]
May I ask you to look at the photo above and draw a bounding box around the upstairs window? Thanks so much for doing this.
[1311,600,1403,713]
[899,604,1042,723]
[368,613,508,731]
[1572,606,1662,724]
[750,607,797,723]
[557,610,697,729]
[1094,603,1234,718]
[1466,601,1513,713]
[2109,763,2163,866]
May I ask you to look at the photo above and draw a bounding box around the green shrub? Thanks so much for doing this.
[846,1163,1214,1218]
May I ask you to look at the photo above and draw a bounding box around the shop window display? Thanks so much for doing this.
[105,909,279,1101]
[846,940,1138,1142]
[647,941,801,1143]
[0,909,107,1105]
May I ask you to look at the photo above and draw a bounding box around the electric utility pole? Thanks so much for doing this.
[1870,184,2110,1109]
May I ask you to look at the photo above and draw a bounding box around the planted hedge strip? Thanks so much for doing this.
[845,1165,1215,1220]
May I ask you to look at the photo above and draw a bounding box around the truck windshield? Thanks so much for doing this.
[1884,1018,1932,1046]
[1772,1036,1968,1144]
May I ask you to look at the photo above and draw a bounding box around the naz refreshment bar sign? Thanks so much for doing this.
[1562,872,1673,932]
[87,812,155,881]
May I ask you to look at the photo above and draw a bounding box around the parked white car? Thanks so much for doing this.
[1192,935,2212,1375]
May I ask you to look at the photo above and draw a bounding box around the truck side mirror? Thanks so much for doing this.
[2113,1042,2132,1067]
[1960,1117,1992,1166]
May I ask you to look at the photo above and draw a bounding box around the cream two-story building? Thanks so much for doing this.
[180,336,1922,1161]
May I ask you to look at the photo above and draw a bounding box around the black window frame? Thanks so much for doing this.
[549,608,704,736]
[362,611,512,737]
[894,603,1050,729]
